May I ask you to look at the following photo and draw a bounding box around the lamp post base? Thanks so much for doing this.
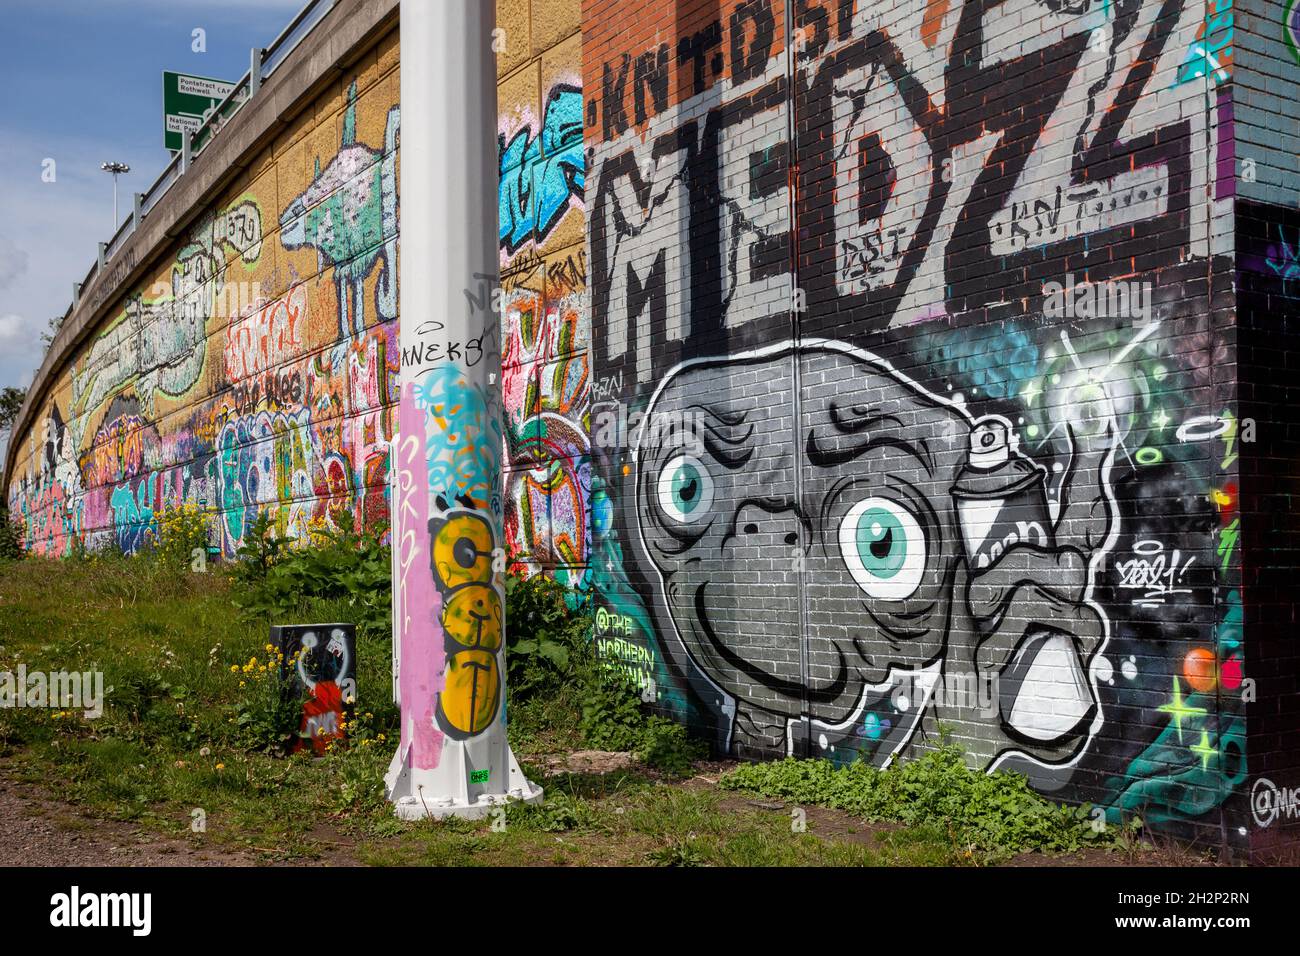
[384,740,543,821]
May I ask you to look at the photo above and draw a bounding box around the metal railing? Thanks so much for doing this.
[64,0,337,324]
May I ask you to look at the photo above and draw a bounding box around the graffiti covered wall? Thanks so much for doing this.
[497,0,592,598]
[7,28,401,557]
[582,0,1253,850]
[6,0,1289,856]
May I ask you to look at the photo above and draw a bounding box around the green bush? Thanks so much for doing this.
[720,743,1140,858]
[0,508,24,561]
[148,502,211,569]
[636,717,707,777]
[231,510,288,582]
[504,571,590,699]
[229,516,391,635]
[502,569,707,774]
[578,665,646,751]
[226,643,307,752]
[575,665,706,775]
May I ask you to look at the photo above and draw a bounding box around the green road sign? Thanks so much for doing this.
[163,71,237,152]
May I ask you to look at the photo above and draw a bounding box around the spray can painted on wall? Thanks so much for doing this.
[951,416,1054,572]
[951,417,1098,743]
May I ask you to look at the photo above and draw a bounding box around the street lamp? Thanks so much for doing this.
[100,161,130,229]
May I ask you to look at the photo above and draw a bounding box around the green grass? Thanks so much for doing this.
[0,554,1137,866]
[720,749,1148,863]
[0,554,400,859]
[351,771,969,867]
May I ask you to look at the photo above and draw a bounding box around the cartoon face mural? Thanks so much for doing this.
[633,342,1117,772]
[430,506,504,739]
[573,0,1262,852]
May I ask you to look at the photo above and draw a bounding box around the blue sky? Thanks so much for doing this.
[0,0,306,395]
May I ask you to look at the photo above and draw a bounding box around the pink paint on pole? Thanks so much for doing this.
[396,380,445,770]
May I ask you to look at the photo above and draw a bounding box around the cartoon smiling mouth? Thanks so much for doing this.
[692,584,850,704]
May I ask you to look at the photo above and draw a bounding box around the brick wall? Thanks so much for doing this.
[497,0,591,597]
[583,0,1257,855]
[6,26,401,558]
[1236,0,1300,206]
[1237,197,1300,862]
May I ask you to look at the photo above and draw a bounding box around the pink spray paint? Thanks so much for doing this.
[396,381,445,769]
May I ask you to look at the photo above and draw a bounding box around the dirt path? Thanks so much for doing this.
[0,767,265,867]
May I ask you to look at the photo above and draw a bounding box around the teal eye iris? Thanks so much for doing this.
[657,455,714,522]
[854,507,906,579]
[671,464,703,513]
[839,496,926,600]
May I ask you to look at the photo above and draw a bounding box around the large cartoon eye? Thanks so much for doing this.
[838,496,926,600]
[656,454,714,522]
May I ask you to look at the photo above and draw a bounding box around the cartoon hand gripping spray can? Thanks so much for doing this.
[951,417,1094,743]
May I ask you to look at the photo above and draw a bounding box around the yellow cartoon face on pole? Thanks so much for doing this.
[430,509,503,738]
[432,507,495,590]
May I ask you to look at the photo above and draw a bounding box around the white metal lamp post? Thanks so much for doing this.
[100,161,130,229]
[384,0,542,819]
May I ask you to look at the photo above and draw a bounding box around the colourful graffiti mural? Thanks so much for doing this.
[6,28,401,559]
[499,84,585,256]
[280,80,400,339]
[498,10,591,601]
[502,293,590,573]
